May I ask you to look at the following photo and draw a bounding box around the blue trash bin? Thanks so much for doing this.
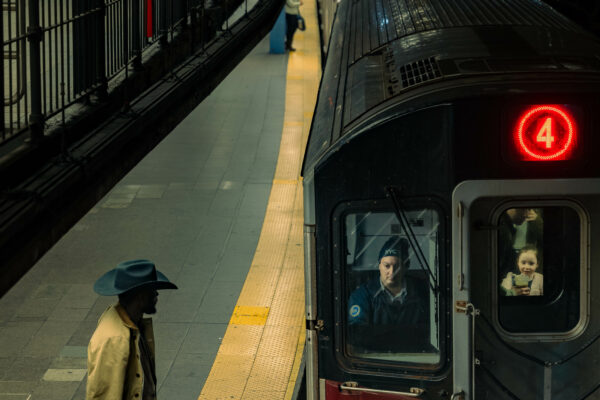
[270,10,286,54]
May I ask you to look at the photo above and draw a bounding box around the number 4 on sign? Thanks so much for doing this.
[536,117,555,149]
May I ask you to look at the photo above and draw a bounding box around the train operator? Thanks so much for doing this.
[86,260,178,400]
[347,237,430,352]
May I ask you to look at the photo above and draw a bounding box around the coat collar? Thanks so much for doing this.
[377,278,407,303]
[115,303,139,330]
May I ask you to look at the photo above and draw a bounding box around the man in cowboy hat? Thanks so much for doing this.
[86,260,177,400]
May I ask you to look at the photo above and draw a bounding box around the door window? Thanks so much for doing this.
[496,205,584,334]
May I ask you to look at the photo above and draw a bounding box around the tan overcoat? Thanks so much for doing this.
[86,304,156,400]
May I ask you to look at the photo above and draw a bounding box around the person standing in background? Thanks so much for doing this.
[285,0,303,51]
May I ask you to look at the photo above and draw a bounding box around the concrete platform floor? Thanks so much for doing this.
[0,35,288,400]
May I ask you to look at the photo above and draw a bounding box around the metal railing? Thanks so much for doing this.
[1,0,258,145]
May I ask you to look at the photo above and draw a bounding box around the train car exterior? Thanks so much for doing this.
[302,1,600,399]
[315,0,337,55]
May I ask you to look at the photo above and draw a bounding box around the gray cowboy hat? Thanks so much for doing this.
[93,259,178,296]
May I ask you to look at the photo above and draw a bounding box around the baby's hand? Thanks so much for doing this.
[513,286,530,296]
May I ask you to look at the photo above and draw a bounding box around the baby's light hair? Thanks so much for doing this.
[517,245,538,258]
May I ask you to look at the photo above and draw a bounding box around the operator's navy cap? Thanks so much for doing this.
[378,237,409,261]
[93,259,178,296]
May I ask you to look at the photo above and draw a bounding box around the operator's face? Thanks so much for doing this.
[379,255,404,289]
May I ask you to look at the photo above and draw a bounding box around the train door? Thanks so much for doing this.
[452,179,600,400]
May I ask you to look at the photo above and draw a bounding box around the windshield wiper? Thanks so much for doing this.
[385,186,439,294]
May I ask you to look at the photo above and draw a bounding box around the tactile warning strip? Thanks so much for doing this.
[230,306,270,326]
[198,2,321,399]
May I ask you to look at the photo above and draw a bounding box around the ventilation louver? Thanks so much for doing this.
[400,57,441,88]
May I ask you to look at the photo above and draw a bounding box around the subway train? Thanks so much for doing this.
[301,0,600,399]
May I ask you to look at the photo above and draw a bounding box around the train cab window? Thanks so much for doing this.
[496,205,584,335]
[343,209,441,365]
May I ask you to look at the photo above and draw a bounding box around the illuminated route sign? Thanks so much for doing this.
[514,105,577,161]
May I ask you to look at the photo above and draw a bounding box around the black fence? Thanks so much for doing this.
[1,0,254,145]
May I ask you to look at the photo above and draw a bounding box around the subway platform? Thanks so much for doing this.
[0,3,321,398]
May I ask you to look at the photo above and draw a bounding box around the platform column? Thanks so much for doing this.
[27,0,43,141]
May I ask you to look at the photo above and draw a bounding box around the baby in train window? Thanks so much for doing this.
[500,245,544,296]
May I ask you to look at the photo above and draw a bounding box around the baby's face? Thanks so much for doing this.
[518,250,538,276]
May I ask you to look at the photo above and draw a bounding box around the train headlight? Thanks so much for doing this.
[514,105,578,161]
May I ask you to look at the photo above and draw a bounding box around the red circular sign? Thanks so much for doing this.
[515,105,576,161]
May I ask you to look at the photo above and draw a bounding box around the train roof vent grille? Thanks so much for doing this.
[399,57,441,89]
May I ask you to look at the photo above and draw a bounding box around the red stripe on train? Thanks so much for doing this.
[146,0,153,37]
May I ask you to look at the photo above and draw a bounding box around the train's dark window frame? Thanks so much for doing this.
[331,197,449,375]
[492,201,589,341]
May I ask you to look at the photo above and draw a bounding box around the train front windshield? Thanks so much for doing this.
[343,209,441,365]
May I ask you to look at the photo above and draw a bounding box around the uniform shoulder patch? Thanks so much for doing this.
[349,305,361,318]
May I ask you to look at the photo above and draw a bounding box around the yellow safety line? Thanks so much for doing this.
[198,1,321,399]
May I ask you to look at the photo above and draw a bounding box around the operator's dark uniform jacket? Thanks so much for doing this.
[348,276,428,326]
[347,276,430,351]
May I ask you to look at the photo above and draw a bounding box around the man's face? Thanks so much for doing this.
[139,288,159,315]
[378,255,404,289]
